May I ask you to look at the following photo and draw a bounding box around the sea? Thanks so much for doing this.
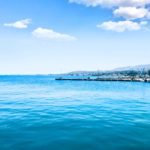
[0,75,150,150]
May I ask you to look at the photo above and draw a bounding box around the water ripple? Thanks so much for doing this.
[0,76,150,150]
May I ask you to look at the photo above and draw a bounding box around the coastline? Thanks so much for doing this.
[55,77,150,82]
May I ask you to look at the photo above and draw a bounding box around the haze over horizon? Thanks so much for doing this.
[0,0,150,74]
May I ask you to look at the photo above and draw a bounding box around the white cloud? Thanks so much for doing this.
[69,0,150,32]
[4,19,31,29]
[114,7,149,19]
[32,27,76,41]
[69,0,150,7]
[97,20,147,32]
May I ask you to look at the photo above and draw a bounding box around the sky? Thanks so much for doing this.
[0,0,150,74]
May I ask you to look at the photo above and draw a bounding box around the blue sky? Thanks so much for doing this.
[0,0,150,74]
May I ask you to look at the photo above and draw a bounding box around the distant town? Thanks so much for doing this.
[56,64,150,82]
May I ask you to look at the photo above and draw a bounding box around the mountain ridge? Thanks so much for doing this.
[67,64,150,75]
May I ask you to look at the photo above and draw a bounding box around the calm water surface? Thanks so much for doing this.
[0,75,150,150]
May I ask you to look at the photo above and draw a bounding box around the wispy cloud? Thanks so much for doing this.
[69,0,150,7]
[4,19,31,29]
[32,27,76,41]
[97,21,147,32]
[113,7,150,20]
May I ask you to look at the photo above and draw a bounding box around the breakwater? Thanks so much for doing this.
[55,77,150,82]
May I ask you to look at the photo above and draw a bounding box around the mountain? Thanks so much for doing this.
[113,64,150,72]
[65,64,150,76]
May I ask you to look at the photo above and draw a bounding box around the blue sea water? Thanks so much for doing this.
[0,75,150,150]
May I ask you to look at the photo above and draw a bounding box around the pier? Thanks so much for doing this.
[55,77,150,82]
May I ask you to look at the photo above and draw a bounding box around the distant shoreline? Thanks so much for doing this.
[55,77,150,83]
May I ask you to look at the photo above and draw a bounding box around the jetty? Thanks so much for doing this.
[55,77,150,82]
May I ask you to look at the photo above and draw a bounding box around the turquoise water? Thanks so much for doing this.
[0,75,150,150]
